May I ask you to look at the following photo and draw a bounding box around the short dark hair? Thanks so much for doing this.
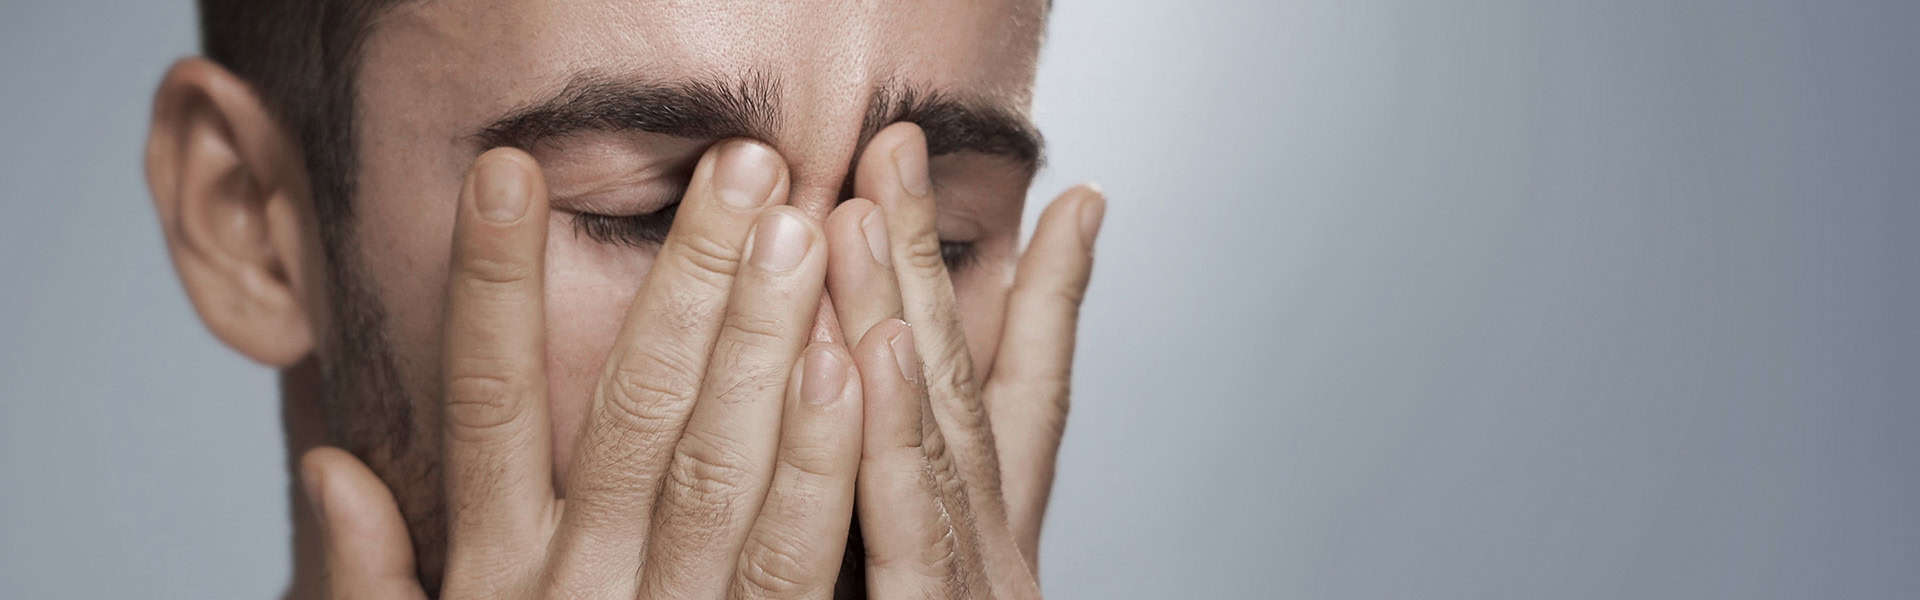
[197,0,398,253]
[198,5,431,553]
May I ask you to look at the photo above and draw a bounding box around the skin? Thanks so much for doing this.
[145,1,1101,597]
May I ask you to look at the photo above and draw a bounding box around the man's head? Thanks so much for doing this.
[148,0,1048,582]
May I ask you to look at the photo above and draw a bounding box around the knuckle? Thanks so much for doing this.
[712,362,788,406]
[1014,276,1087,310]
[656,288,715,336]
[443,370,530,437]
[947,394,992,435]
[777,440,840,479]
[665,232,743,289]
[455,252,536,287]
[665,431,756,509]
[921,431,953,481]
[1046,279,1090,307]
[920,431,971,503]
[869,510,959,581]
[929,373,989,433]
[565,460,649,511]
[989,376,1073,423]
[933,456,969,502]
[928,348,976,398]
[902,235,948,272]
[719,310,788,351]
[736,528,821,597]
[864,517,958,582]
[1050,379,1073,419]
[921,525,960,576]
[759,476,826,526]
[601,352,701,432]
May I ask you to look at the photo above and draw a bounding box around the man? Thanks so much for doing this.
[145,1,1103,597]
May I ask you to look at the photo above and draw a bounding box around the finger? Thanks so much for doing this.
[639,207,828,600]
[856,123,1015,553]
[985,184,1105,569]
[549,140,787,590]
[301,447,427,600]
[439,148,554,571]
[851,320,985,598]
[824,197,906,350]
[730,344,863,600]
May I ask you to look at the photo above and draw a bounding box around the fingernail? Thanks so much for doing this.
[860,209,892,266]
[891,141,932,198]
[749,211,810,272]
[887,322,920,383]
[714,140,781,210]
[802,346,847,406]
[474,153,530,223]
[1077,186,1107,248]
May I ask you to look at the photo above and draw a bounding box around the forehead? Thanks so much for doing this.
[361,0,1046,127]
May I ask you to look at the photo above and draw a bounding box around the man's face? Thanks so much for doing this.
[328,0,1046,570]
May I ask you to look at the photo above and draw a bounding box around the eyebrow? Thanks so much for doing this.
[473,71,783,150]
[859,81,1046,171]
[471,72,1045,173]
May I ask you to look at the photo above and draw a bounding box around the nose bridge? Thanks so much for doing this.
[769,7,884,221]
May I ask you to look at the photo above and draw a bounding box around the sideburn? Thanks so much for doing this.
[315,231,450,594]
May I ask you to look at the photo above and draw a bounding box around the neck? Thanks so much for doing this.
[280,359,329,600]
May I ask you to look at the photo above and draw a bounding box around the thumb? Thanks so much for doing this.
[300,447,427,599]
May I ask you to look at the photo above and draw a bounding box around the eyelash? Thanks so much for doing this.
[571,206,980,271]
[572,203,679,248]
[939,239,979,271]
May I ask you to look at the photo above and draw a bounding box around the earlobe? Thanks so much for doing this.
[147,58,318,367]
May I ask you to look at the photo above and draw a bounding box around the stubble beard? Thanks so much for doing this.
[315,247,451,593]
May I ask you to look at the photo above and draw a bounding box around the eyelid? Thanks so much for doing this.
[537,135,702,215]
[570,206,678,248]
[936,214,987,242]
[552,181,689,218]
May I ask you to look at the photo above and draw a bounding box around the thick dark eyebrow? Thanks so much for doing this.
[470,73,1043,176]
[470,71,782,151]
[861,83,1046,173]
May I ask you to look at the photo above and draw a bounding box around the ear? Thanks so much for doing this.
[146,58,320,367]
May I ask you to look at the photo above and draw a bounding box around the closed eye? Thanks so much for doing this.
[571,203,680,248]
[571,197,980,271]
[939,240,977,271]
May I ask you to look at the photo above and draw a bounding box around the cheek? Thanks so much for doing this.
[542,223,653,483]
[351,174,458,434]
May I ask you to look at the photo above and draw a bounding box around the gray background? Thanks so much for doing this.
[2,0,1914,598]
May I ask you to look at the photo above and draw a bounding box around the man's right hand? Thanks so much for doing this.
[300,140,865,599]
[301,129,1103,599]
